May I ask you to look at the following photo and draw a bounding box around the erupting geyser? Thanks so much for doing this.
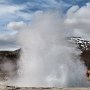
[7,12,90,87]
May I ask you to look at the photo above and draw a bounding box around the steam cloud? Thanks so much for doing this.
[6,4,90,87]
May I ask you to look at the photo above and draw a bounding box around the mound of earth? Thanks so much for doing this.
[69,37,90,80]
[0,49,21,80]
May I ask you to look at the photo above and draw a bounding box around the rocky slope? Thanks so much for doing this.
[69,37,90,80]
[0,49,21,80]
[69,37,90,69]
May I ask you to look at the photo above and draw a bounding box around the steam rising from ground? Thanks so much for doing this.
[7,11,90,87]
[10,12,88,87]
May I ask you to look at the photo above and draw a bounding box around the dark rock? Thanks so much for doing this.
[0,49,21,80]
[68,37,90,69]
[80,50,90,70]
[69,37,90,80]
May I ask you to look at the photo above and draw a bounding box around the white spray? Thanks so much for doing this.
[7,12,90,87]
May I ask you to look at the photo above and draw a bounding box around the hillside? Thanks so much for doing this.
[0,49,21,80]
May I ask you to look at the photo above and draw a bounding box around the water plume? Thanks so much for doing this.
[7,11,90,87]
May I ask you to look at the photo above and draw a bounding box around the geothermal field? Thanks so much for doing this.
[0,13,90,88]
[0,0,90,89]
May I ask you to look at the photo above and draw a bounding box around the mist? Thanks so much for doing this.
[5,11,90,87]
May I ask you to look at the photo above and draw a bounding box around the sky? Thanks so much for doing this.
[0,0,90,49]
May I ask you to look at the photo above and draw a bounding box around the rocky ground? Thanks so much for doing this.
[69,37,90,70]
[0,49,21,80]
[0,85,90,90]
[69,37,90,80]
